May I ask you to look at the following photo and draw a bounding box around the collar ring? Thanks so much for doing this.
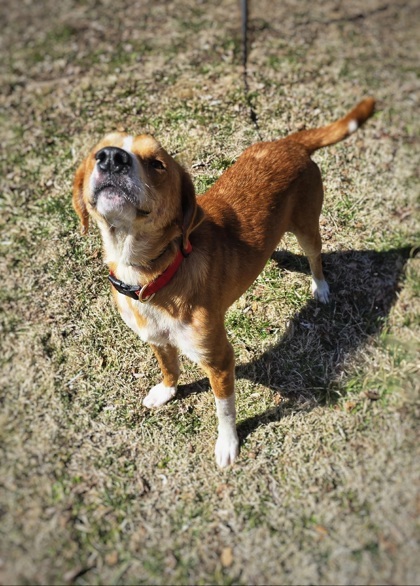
[138,285,155,303]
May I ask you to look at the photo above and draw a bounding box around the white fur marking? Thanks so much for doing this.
[122,135,134,153]
[139,303,203,363]
[115,295,203,363]
[348,119,358,134]
[143,382,177,408]
[116,295,143,336]
[312,278,330,303]
[214,395,239,468]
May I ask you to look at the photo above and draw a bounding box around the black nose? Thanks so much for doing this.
[95,147,132,174]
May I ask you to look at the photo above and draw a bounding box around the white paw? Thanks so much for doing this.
[312,278,330,303]
[215,431,239,468]
[143,383,177,409]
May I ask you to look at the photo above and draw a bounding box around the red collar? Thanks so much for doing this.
[108,240,192,303]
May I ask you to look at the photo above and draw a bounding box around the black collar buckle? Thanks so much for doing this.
[108,274,141,300]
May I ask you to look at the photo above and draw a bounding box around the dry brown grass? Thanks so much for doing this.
[1,0,419,584]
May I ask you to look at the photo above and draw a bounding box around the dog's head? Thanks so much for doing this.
[73,132,203,250]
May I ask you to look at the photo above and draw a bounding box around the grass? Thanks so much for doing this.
[1,0,419,584]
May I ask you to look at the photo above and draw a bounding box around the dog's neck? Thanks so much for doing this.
[99,223,181,280]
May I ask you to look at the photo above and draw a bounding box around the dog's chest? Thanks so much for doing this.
[116,295,202,363]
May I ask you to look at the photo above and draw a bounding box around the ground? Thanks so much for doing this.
[0,0,419,584]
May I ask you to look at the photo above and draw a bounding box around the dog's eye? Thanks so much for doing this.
[149,159,166,171]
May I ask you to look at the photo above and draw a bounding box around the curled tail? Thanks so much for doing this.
[287,98,376,153]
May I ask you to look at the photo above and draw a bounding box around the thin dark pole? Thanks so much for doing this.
[241,0,248,79]
[241,0,262,140]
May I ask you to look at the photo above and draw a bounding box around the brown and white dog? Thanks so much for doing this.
[73,98,375,467]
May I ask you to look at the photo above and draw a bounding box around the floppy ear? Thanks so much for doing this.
[72,160,89,235]
[180,169,205,250]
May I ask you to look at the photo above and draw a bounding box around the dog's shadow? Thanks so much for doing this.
[178,246,413,441]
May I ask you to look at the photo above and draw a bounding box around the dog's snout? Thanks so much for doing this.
[95,147,132,174]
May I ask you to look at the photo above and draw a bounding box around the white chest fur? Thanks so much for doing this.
[117,295,202,364]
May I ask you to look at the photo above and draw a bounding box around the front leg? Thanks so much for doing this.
[201,337,239,468]
[214,393,238,468]
[143,343,180,408]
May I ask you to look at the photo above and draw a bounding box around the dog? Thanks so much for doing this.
[73,98,375,467]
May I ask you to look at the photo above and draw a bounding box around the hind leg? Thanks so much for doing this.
[294,227,330,303]
[289,163,330,303]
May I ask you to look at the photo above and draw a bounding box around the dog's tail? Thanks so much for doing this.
[287,98,376,154]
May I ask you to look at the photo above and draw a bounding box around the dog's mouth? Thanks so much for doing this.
[93,181,151,217]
